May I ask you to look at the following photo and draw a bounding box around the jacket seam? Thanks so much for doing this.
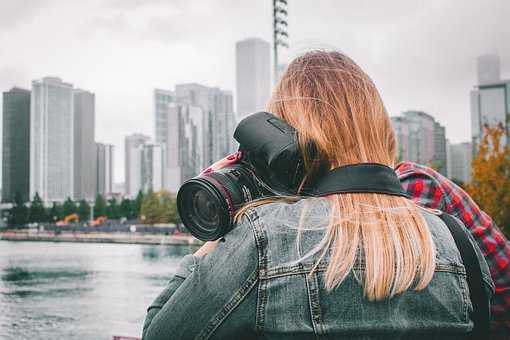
[305,272,325,337]
[246,208,269,333]
[457,269,471,325]
[195,268,259,340]
[260,263,466,279]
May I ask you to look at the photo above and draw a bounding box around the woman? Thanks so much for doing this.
[142,51,494,339]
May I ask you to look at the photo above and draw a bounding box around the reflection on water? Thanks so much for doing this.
[2,266,92,282]
[0,241,195,340]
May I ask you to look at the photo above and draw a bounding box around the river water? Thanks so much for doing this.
[0,240,195,340]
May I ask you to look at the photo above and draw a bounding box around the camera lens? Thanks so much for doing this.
[178,178,230,241]
[192,189,220,227]
[177,164,266,241]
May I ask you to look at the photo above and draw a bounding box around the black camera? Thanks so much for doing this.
[176,112,310,241]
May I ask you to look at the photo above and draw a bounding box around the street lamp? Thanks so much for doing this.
[273,0,289,82]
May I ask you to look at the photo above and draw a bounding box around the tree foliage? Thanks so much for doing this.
[106,198,120,219]
[8,192,28,227]
[119,198,136,219]
[62,197,78,216]
[140,190,180,224]
[29,193,47,223]
[467,124,510,235]
[49,202,64,222]
[134,190,144,218]
[93,194,107,218]
[77,199,91,221]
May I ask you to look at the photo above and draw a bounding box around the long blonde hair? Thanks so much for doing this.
[237,50,435,301]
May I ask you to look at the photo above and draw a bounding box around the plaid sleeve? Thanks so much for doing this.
[396,162,510,335]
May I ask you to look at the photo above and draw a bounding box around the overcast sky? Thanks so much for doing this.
[1,0,509,183]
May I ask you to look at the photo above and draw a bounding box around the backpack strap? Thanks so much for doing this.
[439,213,491,339]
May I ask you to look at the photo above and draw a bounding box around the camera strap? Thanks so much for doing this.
[303,163,409,198]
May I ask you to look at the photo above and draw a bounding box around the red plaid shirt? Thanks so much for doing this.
[396,162,510,333]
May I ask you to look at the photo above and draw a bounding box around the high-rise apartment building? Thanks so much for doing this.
[433,122,447,176]
[175,83,234,165]
[125,133,150,197]
[165,102,204,192]
[153,84,235,192]
[236,38,271,120]
[141,144,165,193]
[2,87,31,202]
[390,116,410,162]
[471,55,509,150]
[30,77,74,202]
[73,89,96,201]
[391,111,447,176]
[154,88,175,145]
[404,111,436,165]
[448,142,472,184]
[96,143,114,195]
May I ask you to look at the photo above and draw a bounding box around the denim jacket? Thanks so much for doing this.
[142,197,494,340]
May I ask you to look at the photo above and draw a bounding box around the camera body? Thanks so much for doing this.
[177,112,310,241]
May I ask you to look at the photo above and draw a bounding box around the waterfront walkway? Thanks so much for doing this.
[0,230,202,246]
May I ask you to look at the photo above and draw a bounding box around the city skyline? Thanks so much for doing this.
[0,0,509,184]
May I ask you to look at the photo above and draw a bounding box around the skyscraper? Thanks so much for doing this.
[96,143,114,195]
[391,111,447,176]
[470,55,509,149]
[125,133,150,197]
[30,77,74,202]
[73,89,96,201]
[154,88,175,145]
[390,116,410,162]
[165,102,204,192]
[433,121,447,176]
[403,111,436,166]
[175,83,234,165]
[236,38,271,120]
[154,84,235,192]
[448,142,472,184]
[2,87,31,202]
[141,143,165,193]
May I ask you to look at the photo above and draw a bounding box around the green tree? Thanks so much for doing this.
[106,198,120,219]
[140,190,163,224]
[160,191,180,224]
[28,192,47,223]
[49,202,64,222]
[77,200,91,221]
[119,198,134,219]
[8,192,28,227]
[93,194,107,218]
[62,197,78,217]
[134,190,144,219]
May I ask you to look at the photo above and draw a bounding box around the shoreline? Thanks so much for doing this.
[0,230,202,246]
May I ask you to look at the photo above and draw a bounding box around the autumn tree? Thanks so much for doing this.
[467,124,510,235]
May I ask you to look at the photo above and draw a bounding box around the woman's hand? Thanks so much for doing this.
[200,151,242,175]
[194,240,221,257]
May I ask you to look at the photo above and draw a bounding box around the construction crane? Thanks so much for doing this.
[56,213,79,226]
